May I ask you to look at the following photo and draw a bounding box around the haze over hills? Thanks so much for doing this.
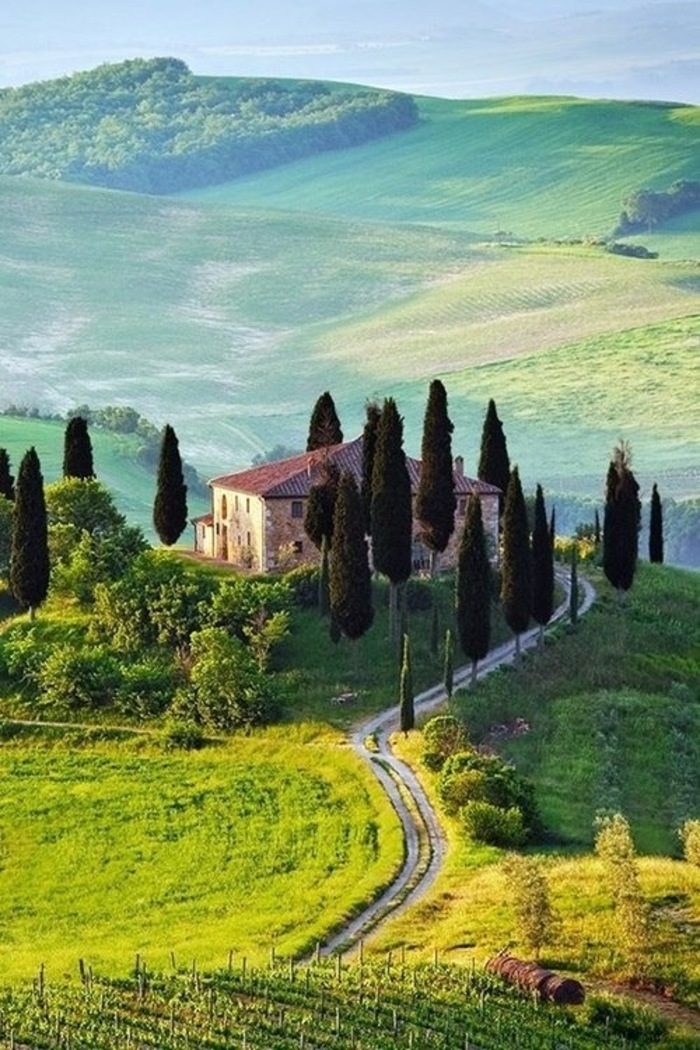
[2,1,699,103]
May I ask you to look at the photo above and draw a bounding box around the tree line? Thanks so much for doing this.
[614,178,700,235]
[0,57,418,194]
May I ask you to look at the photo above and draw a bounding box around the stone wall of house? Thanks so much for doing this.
[439,492,500,571]
[264,497,320,571]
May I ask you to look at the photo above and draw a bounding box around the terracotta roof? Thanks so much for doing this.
[192,512,213,525]
[210,436,500,499]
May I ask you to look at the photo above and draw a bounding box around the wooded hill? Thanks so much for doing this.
[0,58,417,193]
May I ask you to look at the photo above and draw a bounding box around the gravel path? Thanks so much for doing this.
[321,572,596,955]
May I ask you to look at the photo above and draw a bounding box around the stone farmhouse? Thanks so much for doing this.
[193,435,500,574]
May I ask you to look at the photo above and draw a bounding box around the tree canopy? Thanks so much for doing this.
[603,443,640,596]
[501,466,531,655]
[10,447,50,618]
[306,391,343,452]
[0,58,418,194]
[649,482,664,564]
[329,471,374,642]
[456,494,492,685]
[153,424,188,547]
[478,399,510,511]
[63,415,95,479]
[415,379,456,566]
[0,449,14,501]
[531,483,554,642]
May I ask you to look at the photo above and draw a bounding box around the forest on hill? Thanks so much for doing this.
[0,58,417,193]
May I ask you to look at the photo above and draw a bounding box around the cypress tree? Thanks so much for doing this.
[443,627,454,699]
[649,483,664,564]
[594,508,601,546]
[319,535,330,615]
[456,493,492,685]
[10,447,50,620]
[371,398,412,643]
[415,379,456,573]
[306,391,343,451]
[549,505,556,545]
[304,459,340,550]
[531,483,554,648]
[430,599,440,656]
[62,415,95,479]
[360,400,381,534]
[399,632,415,734]
[0,449,15,500]
[500,466,531,663]
[603,443,640,601]
[477,399,510,513]
[153,424,188,546]
[569,544,579,627]
[329,471,374,641]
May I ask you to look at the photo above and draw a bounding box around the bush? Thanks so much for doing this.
[162,718,205,750]
[462,801,526,848]
[114,658,180,718]
[422,714,469,771]
[581,994,668,1042]
[437,749,540,836]
[679,818,700,866]
[35,645,120,710]
[284,564,320,608]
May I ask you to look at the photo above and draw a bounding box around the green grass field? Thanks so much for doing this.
[0,724,402,981]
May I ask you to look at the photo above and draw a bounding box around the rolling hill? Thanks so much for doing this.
[1,85,699,550]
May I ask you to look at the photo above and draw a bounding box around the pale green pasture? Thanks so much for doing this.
[0,726,402,981]
[184,95,700,242]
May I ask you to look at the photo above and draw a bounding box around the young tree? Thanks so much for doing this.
[500,467,531,662]
[306,391,343,451]
[329,471,374,642]
[360,400,381,534]
[569,544,579,627]
[153,424,188,546]
[399,632,415,734]
[0,497,13,579]
[502,853,560,959]
[603,443,640,601]
[415,379,456,574]
[456,494,492,686]
[371,398,412,643]
[62,415,95,479]
[649,482,664,563]
[594,813,651,977]
[443,627,454,700]
[531,484,554,648]
[318,535,330,616]
[0,449,14,500]
[477,399,510,513]
[10,447,50,620]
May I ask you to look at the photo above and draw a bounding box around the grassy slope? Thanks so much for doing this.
[0,725,402,981]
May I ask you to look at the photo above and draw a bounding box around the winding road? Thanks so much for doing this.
[322,572,596,955]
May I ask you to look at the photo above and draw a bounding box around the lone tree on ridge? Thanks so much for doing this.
[62,415,95,479]
[415,378,456,574]
[10,447,50,620]
[153,424,188,546]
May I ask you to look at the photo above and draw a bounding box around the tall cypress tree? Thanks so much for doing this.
[443,627,454,699]
[306,391,343,451]
[371,398,413,643]
[415,379,456,574]
[153,424,188,546]
[549,505,556,545]
[500,466,531,663]
[360,400,381,534]
[531,483,554,648]
[456,494,492,685]
[10,447,50,620]
[0,449,15,500]
[569,544,579,627]
[603,443,640,601]
[399,632,415,733]
[477,399,510,513]
[329,471,374,641]
[304,459,340,550]
[649,483,664,564]
[62,415,95,479]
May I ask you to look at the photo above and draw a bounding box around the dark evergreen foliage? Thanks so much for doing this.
[360,401,381,534]
[603,444,641,596]
[0,58,419,194]
[0,448,14,500]
[10,447,50,618]
[329,471,374,641]
[456,494,492,683]
[594,508,601,545]
[569,545,579,626]
[531,483,554,638]
[399,633,415,733]
[304,459,340,549]
[500,467,532,648]
[549,505,556,545]
[306,392,343,451]
[443,628,454,699]
[415,379,456,564]
[62,415,95,479]
[371,398,412,586]
[153,424,188,546]
[477,399,510,511]
[649,483,664,564]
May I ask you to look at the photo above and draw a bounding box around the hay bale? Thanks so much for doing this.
[486,952,585,1005]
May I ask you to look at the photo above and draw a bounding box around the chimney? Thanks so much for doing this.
[454,455,464,478]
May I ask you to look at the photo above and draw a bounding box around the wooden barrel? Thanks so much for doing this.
[486,952,585,1005]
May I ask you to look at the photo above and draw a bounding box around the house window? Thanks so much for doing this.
[247,531,252,547]
[293,540,303,554]
[291,500,303,519]
[457,497,467,516]
[221,495,228,519]
[246,497,250,514]
[235,495,239,511]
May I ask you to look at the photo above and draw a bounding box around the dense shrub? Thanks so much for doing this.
[462,801,526,848]
[679,818,700,866]
[114,658,180,718]
[161,718,205,751]
[34,644,120,710]
[422,714,469,771]
[284,564,320,608]
[437,749,539,836]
